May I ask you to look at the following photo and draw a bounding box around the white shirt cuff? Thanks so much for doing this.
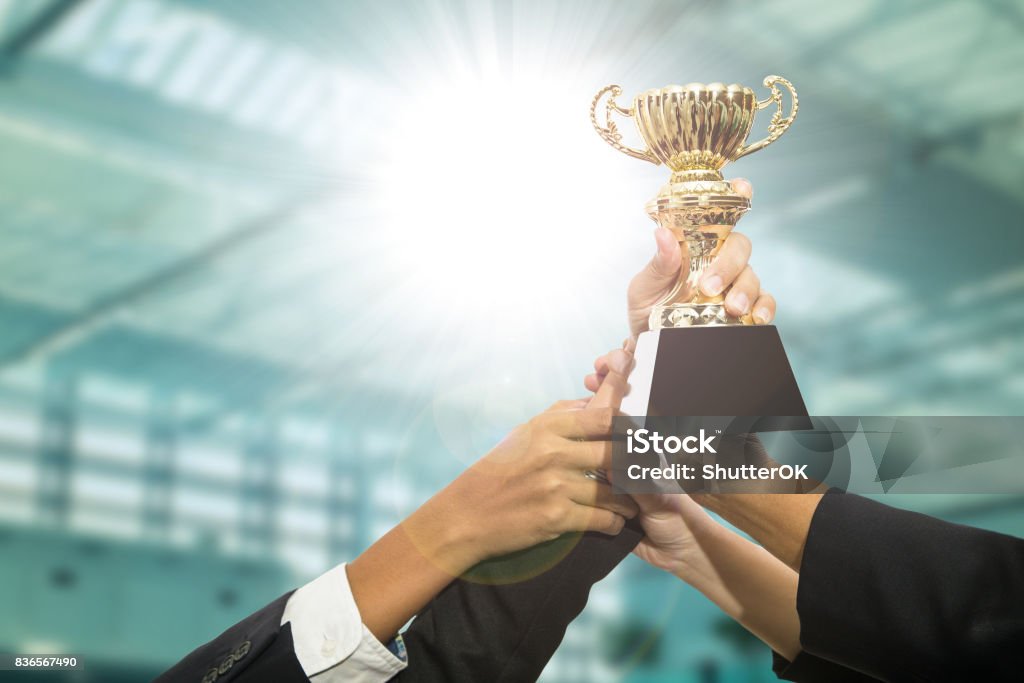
[281,563,408,682]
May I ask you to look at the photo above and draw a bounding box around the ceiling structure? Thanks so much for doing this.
[0,0,1021,430]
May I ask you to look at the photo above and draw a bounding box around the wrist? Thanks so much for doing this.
[671,517,726,585]
[402,485,486,575]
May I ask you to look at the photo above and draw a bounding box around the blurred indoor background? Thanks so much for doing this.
[0,0,1022,681]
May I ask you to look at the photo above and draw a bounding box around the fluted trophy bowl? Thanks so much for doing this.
[591,75,798,328]
[633,83,760,171]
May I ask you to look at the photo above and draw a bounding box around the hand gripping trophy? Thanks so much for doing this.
[592,77,807,418]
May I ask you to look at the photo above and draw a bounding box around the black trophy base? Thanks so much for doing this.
[622,325,808,419]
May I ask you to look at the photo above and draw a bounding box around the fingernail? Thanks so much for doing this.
[753,307,772,324]
[729,292,750,315]
[702,274,724,296]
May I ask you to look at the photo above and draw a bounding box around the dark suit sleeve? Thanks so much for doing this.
[156,525,638,683]
[154,591,309,683]
[396,520,642,683]
[771,650,881,681]
[793,491,1024,682]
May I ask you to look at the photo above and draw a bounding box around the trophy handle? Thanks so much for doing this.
[590,85,658,164]
[734,75,799,159]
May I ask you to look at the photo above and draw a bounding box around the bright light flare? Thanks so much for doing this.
[364,72,636,330]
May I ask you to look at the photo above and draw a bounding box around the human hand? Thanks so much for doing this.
[626,179,776,338]
[411,371,639,573]
[346,367,638,641]
[580,348,732,582]
[583,340,635,394]
[632,491,804,663]
[578,351,805,662]
[629,492,720,579]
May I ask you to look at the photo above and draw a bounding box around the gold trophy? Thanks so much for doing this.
[592,77,806,418]
[591,76,797,328]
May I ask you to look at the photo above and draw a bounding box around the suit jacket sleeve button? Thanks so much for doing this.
[234,640,251,660]
[218,654,235,675]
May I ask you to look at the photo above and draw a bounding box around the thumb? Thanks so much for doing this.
[644,227,683,284]
[629,227,684,307]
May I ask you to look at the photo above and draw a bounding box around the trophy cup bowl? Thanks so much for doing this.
[592,76,798,329]
[633,83,760,171]
[592,76,807,420]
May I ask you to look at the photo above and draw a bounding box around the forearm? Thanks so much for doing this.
[696,493,823,571]
[347,491,478,643]
[680,521,802,660]
[347,392,633,646]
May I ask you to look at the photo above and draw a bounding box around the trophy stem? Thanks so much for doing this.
[650,230,751,329]
[645,176,753,330]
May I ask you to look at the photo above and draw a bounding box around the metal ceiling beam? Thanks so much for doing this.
[0,189,323,370]
[790,296,1024,378]
[749,0,1024,213]
[0,60,331,194]
[795,0,938,64]
[0,0,85,67]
